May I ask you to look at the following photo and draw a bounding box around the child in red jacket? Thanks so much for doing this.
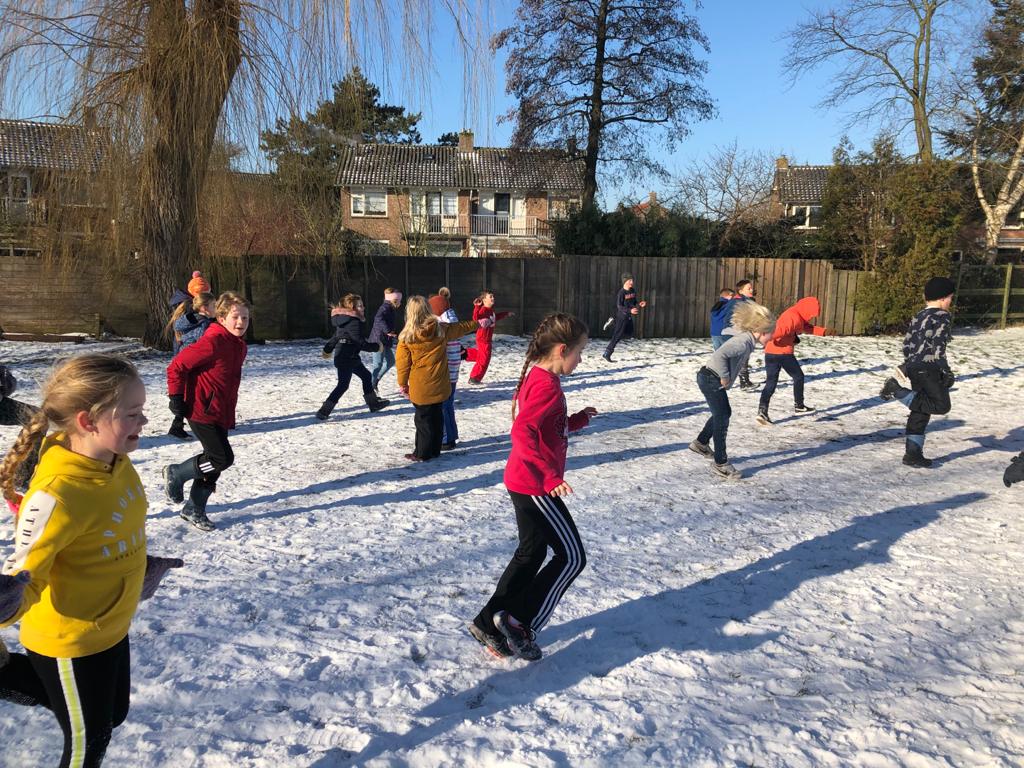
[163,291,250,531]
[470,313,596,662]
[756,296,834,425]
[465,290,514,383]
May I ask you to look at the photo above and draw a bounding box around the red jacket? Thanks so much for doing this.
[472,304,510,346]
[504,366,591,495]
[766,297,826,355]
[167,321,247,428]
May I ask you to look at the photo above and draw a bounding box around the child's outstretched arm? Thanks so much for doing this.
[140,556,184,601]
[568,406,597,432]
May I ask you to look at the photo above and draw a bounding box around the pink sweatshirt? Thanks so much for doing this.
[503,366,591,495]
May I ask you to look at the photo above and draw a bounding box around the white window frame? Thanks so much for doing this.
[788,204,822,229]
[351,187,387,217]
[547,194,580,221]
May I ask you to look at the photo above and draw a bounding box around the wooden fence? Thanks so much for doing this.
[954,263,1024,328]
[0,252,868,339]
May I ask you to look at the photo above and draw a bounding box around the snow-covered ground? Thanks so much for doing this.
[2,329,1023,767]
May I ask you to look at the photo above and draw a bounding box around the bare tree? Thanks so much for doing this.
[493,0,715,207]
[783,0,967,163]
[946,0,1024,262]
[0,1,481,347]
[677,141,777,226]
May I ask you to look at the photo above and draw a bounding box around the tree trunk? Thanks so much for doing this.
[582,0,610,208]
[139,0,242,348]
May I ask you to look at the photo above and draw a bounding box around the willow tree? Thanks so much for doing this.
[0,1,477,347]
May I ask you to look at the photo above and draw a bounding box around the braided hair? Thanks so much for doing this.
[512,313,588,420]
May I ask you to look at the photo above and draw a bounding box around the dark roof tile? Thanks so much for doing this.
[336,144,585,193]
[0,119,106,173]
[774,165,829,204]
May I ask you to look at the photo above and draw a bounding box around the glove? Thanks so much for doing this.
[477,316,495,329]
[0,571,30,622]
[940,369,956,389]
[0,366,16,398]
[168,394,187,418]
[320,350,332,359]
[792,335,801,345]
[1004,453,1024,488]
[140,556,184,600]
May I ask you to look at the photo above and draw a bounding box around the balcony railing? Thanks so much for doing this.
[0,197,48,226]
[402,213,552,240]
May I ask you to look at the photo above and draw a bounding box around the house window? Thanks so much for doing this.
[788,204,822,229]
[411,190,459,233]
[351,188,387,217]
[548,195,580,220]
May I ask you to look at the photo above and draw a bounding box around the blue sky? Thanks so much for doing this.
[392,1,889,206]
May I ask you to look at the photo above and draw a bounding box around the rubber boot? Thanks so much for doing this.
[902,437,933,468]
[163,456,201,504]
[316,397,338,421]
[181,481,216,531]
[365,392,389,413]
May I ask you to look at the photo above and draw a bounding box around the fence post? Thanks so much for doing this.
[1001,263,1013,329]
[519,258,526,335]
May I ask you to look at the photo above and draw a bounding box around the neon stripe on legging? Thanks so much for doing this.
[57,657,86,768]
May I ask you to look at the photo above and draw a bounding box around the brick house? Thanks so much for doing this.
[335,131,584,257]
[770,155,1024,261]
[0,118,108,257]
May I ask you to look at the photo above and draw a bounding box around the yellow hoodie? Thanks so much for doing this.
[1,433,148,657]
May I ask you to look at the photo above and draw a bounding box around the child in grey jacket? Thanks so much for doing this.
[690,302,776,479]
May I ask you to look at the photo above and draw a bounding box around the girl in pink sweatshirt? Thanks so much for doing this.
[469,313,596,662]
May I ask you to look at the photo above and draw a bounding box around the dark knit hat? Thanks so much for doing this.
[924,277,955,301]
[621,272,634,283]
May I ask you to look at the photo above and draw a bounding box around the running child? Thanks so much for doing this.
[879,277,956,468]
[690,302,776,479]
[316,294,389,420]
[470,313,597,661]
[709,288,735,350]
[368,288,402,392]
[164,291,250,531]
[395,296,489,461]
[602,273,647,362]
[719,279,758,389]
[756,297,835,425]
[0,354,182,767]
[430,288,463,450]
[465,290,513,383]
[164,292,216,439]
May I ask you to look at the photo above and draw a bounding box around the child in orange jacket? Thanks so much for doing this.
[756,296,834,425]
[465,290,513,383]
[396,296,492,461]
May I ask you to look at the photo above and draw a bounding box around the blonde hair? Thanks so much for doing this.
[215,291,249,318]
[732,302,776,335]
[0,354,140,502]
[164,292,216,342]
[513,313,589,420]
[438,286,451,300]
[398,295,439,343]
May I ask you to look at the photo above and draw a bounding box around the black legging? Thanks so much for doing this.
[759,353,805,410]
[327,358,374,403]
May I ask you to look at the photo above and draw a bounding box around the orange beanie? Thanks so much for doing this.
[187,270,211,297]
[428,294,449,316]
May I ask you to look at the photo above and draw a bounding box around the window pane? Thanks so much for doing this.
[427,191,441,215]
[9,176,29,200]
[352,193,365,214]
[366,190,386,215]
[411,193,423,216]
[808,206,822,227]
[442,191,458,216]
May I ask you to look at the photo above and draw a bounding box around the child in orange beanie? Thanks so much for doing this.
[187,270,211,297]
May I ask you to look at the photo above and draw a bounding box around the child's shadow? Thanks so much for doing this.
[333,491,983,765]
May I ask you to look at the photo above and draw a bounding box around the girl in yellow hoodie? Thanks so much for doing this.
[396,296,491,461]
[0,354,182,768]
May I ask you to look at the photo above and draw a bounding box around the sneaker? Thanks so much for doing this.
[163,464,185,504]
[441,441,457,451]
[879,377,903,402]
[404,453,424,462]
[712,462,743,480]
[602,317,614,331]
[902,452,934,469]
[602,352,613,363]
[756,409,772,425]
[469,623,513,659]
[493,611,542,661]
[180,503,216,531]
[468,378,483,385]
[740,380,759,392]
[689,439,713,458]
[794,404,815,413]
[893,364,911,389]
[168,424,193,440]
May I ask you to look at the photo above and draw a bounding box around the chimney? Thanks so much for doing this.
[776,156,790,170]
[567,136,577,155]
[648,191,657,206]
[458,130,474,152]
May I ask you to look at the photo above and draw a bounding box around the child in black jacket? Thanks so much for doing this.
[879,277,956,467]
[317,294,390,420]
